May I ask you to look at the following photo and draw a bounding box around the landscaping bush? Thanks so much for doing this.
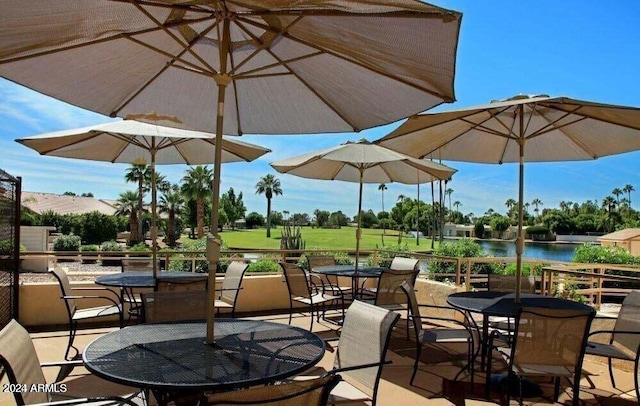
[0,239,26,256]
[80,244,99,264]
[53,235,81,262]
[474,222,485,239]
[573,243,640,265]
[491,262,544,276]
[298,251,354,271]
[168,238,208,273]
[100,240,123,266]
[247,260,279,273]
[367,243,411,267]
[428,238,495,280]
[129,242,151,256]
[77,211,118,244]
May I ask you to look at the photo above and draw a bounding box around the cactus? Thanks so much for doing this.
[280,223,306,251]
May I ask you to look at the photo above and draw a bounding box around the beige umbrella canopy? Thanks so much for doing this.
[0,0,462,343]
[377,94,640,299]
[16,120,271,276]
[271,139,456,267]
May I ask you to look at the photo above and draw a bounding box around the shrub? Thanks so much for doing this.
[0,239,26,256]
[100,240,123,266]
[169,238,208,273]
[573,243,640,265]
[77,211,118,244]
[80,244,99,264]
[129,242,151,254]
[367,243,411,267]
[492,262,544,276]
[53,235,81,251]
[429,238,495,280]
[298,251,354,271]
[247,260,279,273]
[474,222,485,239]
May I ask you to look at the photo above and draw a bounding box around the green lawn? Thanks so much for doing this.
[212,226,433,251]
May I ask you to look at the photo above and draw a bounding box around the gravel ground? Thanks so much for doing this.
[20,261,121,283]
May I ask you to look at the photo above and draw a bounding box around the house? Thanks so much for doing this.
[597,228,640,255]
[22,191,118,215]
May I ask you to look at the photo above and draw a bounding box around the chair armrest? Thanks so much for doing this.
[326,360,392,376]
[41,360,83,369]
[62,295,120,308]
[71,287,119,300]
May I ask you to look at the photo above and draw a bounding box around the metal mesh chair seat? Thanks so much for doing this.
[307,255,352,295]
[156,275,208,291]
[487,306,595,406]
[585,290,640,400]
[485,274,537,334]
[215,261,249,317]
[207,374,341,405]
[120,258,160,322]
[0,319,139,405]
[141,290,207,323]
[49,267,123,360]
[401,280,476,386]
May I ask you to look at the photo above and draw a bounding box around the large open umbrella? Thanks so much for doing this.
[16,120,270,276]
[0,0,462,343]
[377,94,640,300]
[271,139,456,267]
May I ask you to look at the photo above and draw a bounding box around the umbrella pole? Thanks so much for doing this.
[416,183,420,245]
[151,145,157,278]
[206,18,231,345]
[515,107,525,302]
[355,168,364,271]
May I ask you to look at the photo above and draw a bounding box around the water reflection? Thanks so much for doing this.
[448,239,579,262]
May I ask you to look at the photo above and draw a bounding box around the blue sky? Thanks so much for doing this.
[1,1,640,220]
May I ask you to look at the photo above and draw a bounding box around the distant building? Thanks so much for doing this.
[597,228,640,255]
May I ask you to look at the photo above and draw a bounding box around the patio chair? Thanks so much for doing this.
[293,300,400,406]
[585,290,640,400]
[307,255,352,296]
[120,257,159,323]
[214,261,249,318]
[280,262,339,331]
[360,256,420,298]
[141,290,207,323]
[49,267,122,360]
[369,268,418,339]
[486,273,537,333]
[401,280,476,386]
[0,319,140,406]
[155,274,208,291]
[486,306,595,406]
[207,374,341,405]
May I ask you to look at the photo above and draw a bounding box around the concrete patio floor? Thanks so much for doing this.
[1,311,637,406]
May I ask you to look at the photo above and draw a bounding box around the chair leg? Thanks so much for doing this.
[553,376,561,401]
[66,320,78,361]
[410,344,422,386]
[309,304,315,331]
[635,357,640,402]
[608,358,617,388]
[288,300,293,325]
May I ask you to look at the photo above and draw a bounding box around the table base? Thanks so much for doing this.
[487,373,543,398]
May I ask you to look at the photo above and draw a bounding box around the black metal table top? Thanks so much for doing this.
[94,271,208,288]
[83,320,325,391]
[447,291,593,317]
[311,265,387,277]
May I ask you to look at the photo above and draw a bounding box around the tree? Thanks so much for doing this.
[221,187,246,230]
[181,166,212,238]
[159,184,183,247]
[115,191,140,244]
[378,183,388,243]
[531,198,543,220]
[255,174,283,238]
[80,192,94,197]
[245,212,265,229]
[328,211,348,227]
[313,209,330,227]
[446,188,453,213]
[125,164,151,243]
[490,215,511,239]
[453,200,461,212]
[505,198,517,217]
[474,221,485,239]
[624,184,635,208]
[612,187,623,205]
[291,212,310,225]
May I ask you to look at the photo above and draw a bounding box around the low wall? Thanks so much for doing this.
[555,235,600,243]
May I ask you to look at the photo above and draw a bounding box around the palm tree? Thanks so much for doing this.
[531,198,543,221]
[125,163,151,242]
[159,184,184,247]
[612,188,623,206]
[397,194,406,202]
[378,183,388,242]
[181,166,213,239]
[623,184,635,208]
[505,198,517,218]
[453,200,461,212]
[445,188,453,212]
[115,191,140,244]
[255,174,283,238]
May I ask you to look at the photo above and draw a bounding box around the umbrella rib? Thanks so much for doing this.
[239,17,453,102]
[125,35,215,76]
[30,133,103,155]
[129,0,219,75]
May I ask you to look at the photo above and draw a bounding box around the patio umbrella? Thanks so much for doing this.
[377,94,640,300]
[16,120,270,276]
[271,139,456,268]
[0,0,462,343]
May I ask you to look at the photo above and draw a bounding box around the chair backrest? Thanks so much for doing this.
[374,269,416,306]
[219,261,249,305]
[488,274,536,293]
[280,262,312,299]
[156,275,208,291]
[141,290,207,323]
[49,267,76,317]
[121,257,158,272]
[307,255,337,286]
[389,257,420,272]
[612,290,640,354]
[511,306,595,375]
[334,300,400,403]
[207,373,341,405]
[0,320,50,404]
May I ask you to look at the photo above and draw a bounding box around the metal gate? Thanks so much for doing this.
[0,169,20,327]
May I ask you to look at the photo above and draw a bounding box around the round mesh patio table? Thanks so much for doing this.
[83,320,325,401]
[95,271,208,289]
[312,265,387,300]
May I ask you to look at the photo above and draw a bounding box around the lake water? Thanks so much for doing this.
[466,239,579,262]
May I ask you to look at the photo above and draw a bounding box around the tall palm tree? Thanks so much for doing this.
[623,184,635,208]
[115,191,140,244]
[125,164,151,242]
[181,166,213,239]
[531,198,543,220]
[378,183,388,242]
[612,188,623,206]
[255,174,283,238]
[445,188,453,213]
[453,200,461,212]
[159,184,184,247]
[505,198,517,218]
